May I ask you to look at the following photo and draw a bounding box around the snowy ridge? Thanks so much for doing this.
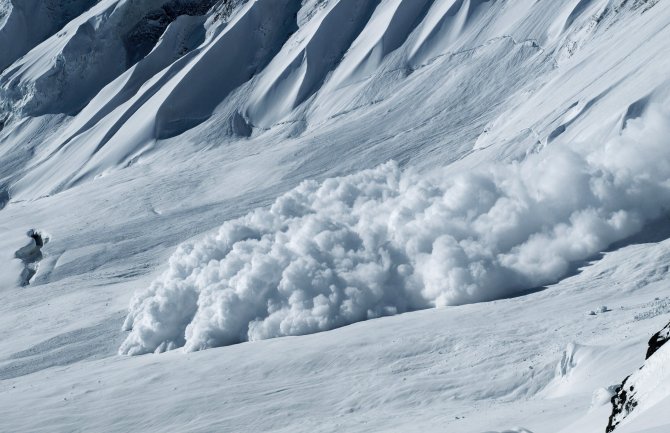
[0,0,100,72]
[1,0,666,198]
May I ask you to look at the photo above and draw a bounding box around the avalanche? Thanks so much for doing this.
[121,102,670,354]
[1,0,670,432]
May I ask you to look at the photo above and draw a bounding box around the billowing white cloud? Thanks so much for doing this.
[120,103,670,355]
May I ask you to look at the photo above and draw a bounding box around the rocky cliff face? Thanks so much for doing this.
[122,0,220,67]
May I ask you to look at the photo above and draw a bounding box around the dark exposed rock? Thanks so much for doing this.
[122,0,220,67]
[646,322,670,359]
[14,229,49,286]
[607,374,637,432]
[607,320,670,432]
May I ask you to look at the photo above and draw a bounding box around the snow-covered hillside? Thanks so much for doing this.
[1,0,669,432]
[606,321,670,432]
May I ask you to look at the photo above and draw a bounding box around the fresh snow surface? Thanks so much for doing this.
[1,0,670,432]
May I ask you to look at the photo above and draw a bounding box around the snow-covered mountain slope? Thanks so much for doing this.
[3,222,670,433]
[0,0,101,72]
[558,315,670,433]
[1,0,669,431]
[607,321,670,432]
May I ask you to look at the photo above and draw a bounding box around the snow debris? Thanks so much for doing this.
[120,103,670,355]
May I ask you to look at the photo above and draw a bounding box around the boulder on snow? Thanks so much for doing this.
[646,321,670,360]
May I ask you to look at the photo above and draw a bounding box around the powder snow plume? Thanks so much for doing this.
[120,103,670,355]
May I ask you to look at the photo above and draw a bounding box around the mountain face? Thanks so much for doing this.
[0,0,101,72]
[1,0,670,432]
[1,0,668,198]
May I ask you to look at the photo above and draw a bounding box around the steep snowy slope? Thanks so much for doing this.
[0,0,101,72]
[0,0,669,432]
[607,321,670,432]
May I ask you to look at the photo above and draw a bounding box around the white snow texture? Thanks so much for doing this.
[121,102,670,355]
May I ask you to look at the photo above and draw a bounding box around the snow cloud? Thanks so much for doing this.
[120,103,670,355]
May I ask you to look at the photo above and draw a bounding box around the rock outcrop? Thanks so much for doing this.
[607,320,670,432]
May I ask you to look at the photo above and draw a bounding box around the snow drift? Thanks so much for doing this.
[119,102,670,355]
